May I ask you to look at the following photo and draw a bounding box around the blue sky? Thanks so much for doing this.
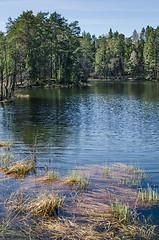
[0,0,159,37]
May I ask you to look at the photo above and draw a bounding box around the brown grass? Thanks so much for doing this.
[27,191,65,217]
[0,142,7,148]
[5,159,36,177]
[40,215,156,240]
[2,163,158,239]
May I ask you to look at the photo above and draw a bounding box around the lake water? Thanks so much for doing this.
[0,81,159,182]
[0,81,159,225]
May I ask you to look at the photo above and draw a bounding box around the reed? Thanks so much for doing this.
[103,165,111,177]
[138,185,158,206]
[115,163,146,188]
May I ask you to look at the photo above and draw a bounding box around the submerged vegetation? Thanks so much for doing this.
[0,10,159,101]
[0,144,159,239]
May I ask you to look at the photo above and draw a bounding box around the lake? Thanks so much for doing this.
[0,80,159,227]
[0,81,159,181]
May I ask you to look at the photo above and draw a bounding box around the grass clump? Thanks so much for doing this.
[6,190,28,214]
[0,140,13,149]
[6,162,30,176]
[103,164,111,177]
[7,190,65,218]
[110,201,130,224]
[44,170,59,181]
[28,191,65,217]
[41,214,157,240]
[65,170,90,191]
[5,158,36,177]
[139,185,158,206]
[0,142,7,148]
[0,153,14,169]
[115,163,146,188]
[133,165,146,179]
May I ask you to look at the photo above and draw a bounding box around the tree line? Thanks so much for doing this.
[0,10,159,101]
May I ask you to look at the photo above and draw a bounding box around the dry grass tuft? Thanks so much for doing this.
[7,189,65,218]
[0,140,13,149]
[28,191,65,217]
[40,214,157,240]
[6,190,29,214]
[5,160,35,177]
[5,162,30,176]
[0,142,7,148]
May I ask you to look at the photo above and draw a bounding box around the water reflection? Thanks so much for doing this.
[0,81,159,179]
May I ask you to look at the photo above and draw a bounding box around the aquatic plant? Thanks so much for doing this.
[0,142,7,148]
[6,190,28,214]
[65,170,90,191]
[103,164,111,177]
[40,211,156,240]
[28,191,65,217]
[0,140,13,150]
[110,201,130,224]
[44,170,59,181]
[2,164,158,239]
[133,165,146,179]
[6,162,30,176]
[114,163,146,188]
[0,153,14,169]
[7,189,65,218]
[5,157,36,177]
[138,184,158,206]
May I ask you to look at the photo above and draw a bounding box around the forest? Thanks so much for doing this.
[0,10,159,101]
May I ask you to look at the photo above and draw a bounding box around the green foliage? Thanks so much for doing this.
[44,170,59,181]
[139,184,158,206]
[110,201,130,224]
[65,170,90,191]
[1,9,159,101]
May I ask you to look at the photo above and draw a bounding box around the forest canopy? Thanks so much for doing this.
[0,10,159,100]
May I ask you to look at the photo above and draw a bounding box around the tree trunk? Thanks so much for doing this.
[58,55,61,82]
[4,45,9,99]
[64,53,67,85]
[55,55,58,80]
[10,58,17,99]
[0,68,4,101]
[50,51,53,79]
[154,41,157,79]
